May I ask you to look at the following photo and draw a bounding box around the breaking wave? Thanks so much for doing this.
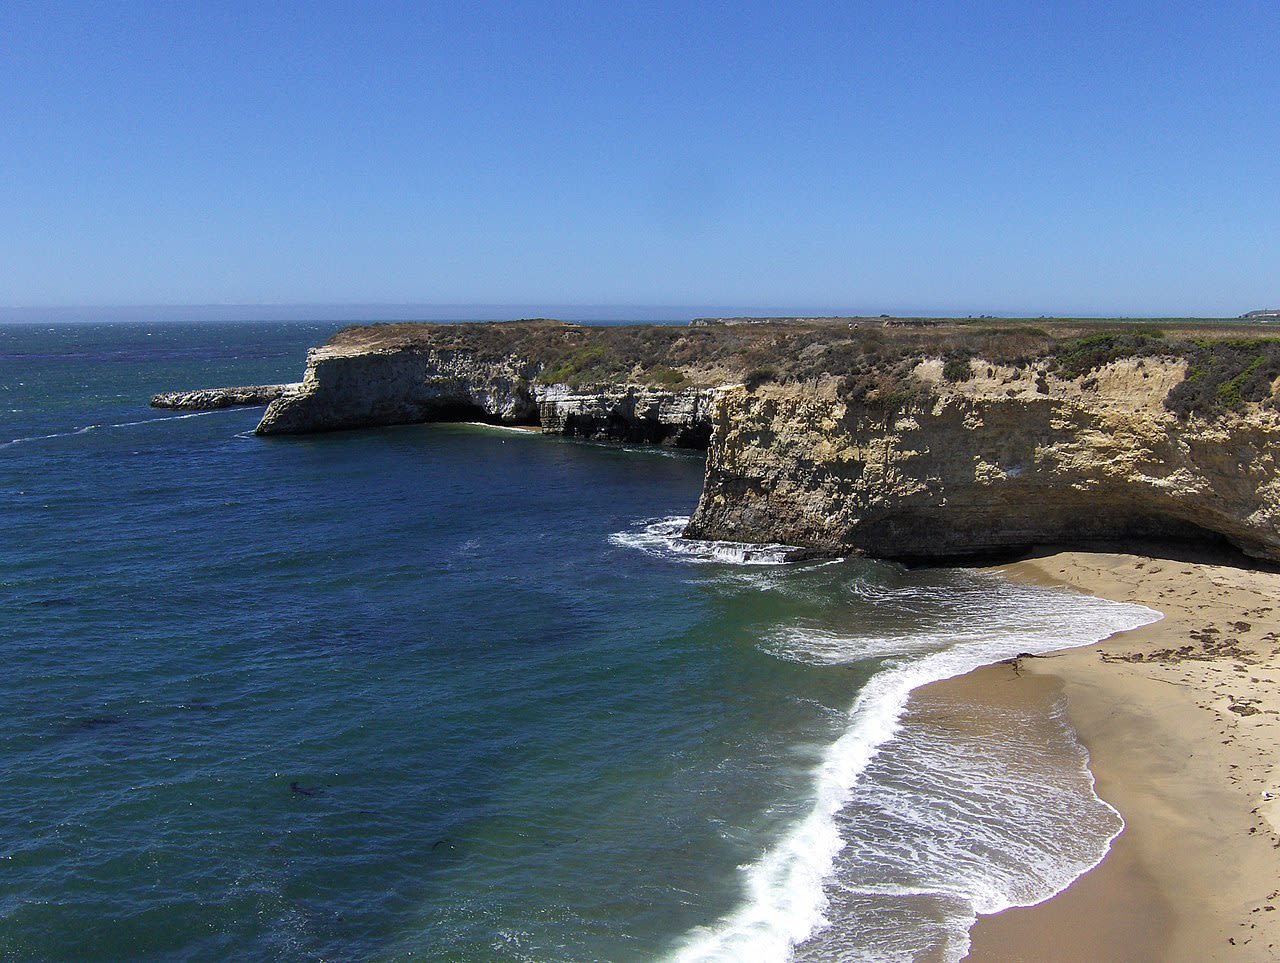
[608,521,1164,963]
[609,516,820,566]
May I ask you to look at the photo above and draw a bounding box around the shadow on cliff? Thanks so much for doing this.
[899,535,1280,574]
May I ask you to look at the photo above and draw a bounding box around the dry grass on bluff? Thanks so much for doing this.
[326,317,1280,419]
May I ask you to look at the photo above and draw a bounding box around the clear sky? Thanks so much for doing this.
[2,1,1277,319]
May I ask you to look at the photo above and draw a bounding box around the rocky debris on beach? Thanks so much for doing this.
[1101,625,1259,664]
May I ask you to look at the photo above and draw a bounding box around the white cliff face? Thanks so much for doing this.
[256,344,540,434]
[534,383,714,447]
[686,359,1280,561]
[152,384,297,410]
[251,332,1280,562]
[255,344,714,447]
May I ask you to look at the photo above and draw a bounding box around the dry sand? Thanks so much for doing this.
[950,550,1280,962]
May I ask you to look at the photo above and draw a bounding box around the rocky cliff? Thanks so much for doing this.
[255,344,540,433]
[253,336,713,447]
[685,358,1280,561]
[535,383,712,447]
[152,384,296,410]
[204,318,1280,562]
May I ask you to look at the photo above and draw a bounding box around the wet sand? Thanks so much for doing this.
[950,550,1280,961]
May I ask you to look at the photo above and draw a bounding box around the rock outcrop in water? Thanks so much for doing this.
[255,345,540,433]
[172,318,1280,562]
[152,385,296,410]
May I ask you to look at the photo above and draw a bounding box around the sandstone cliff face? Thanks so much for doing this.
[536,383,713,447]
[686,359,1280,561]
[256,345,539,434]
[254,343,712,447]
[244,328,1280,562]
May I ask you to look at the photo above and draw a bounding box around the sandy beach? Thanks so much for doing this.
[937,550,1280,961]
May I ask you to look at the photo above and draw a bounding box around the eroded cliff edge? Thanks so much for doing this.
[246,318,1280,562]
[254,321,714,447]
[685,359,1280,561]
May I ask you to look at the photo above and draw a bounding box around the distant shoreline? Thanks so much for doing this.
[1,307,1274,324]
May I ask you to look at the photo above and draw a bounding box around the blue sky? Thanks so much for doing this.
[2,1,1277,318]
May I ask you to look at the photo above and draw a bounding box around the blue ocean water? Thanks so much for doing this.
[0,322,1158,962]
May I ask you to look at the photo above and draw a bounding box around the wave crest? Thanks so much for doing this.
[609,516,822,566]
[669,573,1161,963]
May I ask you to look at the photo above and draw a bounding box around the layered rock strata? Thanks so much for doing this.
[181,320,1280,563]
[685,359,1280,561]
[253,343,713,447]
[536,383,713,447]
[152,385,296,410]
[254,345,538,433]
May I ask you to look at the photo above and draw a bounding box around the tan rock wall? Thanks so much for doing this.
[251,339,1280,561]
[254,343,710,446]
[686,360,1280,561]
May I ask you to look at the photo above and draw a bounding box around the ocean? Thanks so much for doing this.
[0,321,1158,962]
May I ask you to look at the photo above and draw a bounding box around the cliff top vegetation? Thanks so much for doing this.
[325,317,1280,419]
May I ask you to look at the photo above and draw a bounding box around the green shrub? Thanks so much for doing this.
[645,365,687,388]
[942,357,972,382]
[537,344,610,385]
[1051,332,1166,379]
[1166,341,1280,418]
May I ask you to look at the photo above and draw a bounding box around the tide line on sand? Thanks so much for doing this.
[962,551,1280,963]
[607,515,1162,963]
[667,577,1157,963]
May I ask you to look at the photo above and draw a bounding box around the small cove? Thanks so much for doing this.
[1,321,1155,961]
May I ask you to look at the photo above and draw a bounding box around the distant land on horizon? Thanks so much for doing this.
[0,303,1275,325]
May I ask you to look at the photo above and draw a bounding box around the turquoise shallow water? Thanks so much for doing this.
[0,322,1157,962]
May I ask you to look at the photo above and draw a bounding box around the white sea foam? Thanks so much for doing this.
[661,570,1160,963]
[791,693,1125,962]
[1,409,229,449]
[760,625,939,664]
[617,444,705,460]
[609,516,819,566]
[462,421,542,435]
[105,411,226,429]
[0,424,97,449]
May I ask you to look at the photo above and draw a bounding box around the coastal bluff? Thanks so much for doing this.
[687,361,1280,561]
[231,318,1280,562]
[254,322,713,446]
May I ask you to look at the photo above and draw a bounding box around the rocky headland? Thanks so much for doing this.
[175,317,1280,563]
[152,384,297,410]
[687,358,1280,562]
[158,317,1280,961]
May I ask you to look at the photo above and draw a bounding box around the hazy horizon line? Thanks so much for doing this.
[0,302,1260,324]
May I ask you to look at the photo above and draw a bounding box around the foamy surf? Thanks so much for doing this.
[792,694,1121,962]
[610,516,822,566]
[653,566,1160,963]
[1,409,230,449]
[462,421,543,435]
